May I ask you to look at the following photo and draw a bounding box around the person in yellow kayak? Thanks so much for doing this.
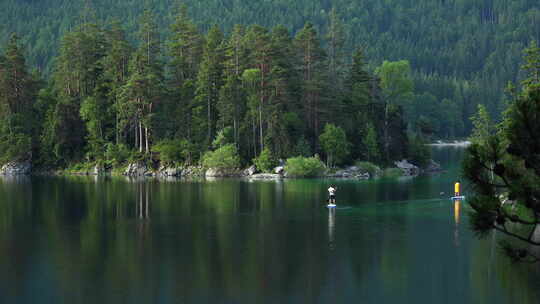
[454,182,460,197]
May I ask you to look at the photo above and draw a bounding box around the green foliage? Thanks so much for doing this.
[375,60,414,106]
[469,104,493,145]
[152,139,191,165]
[252,147,275,173]
[0,133,31,163]
[362,122,379,162]
[293,137,312,157]
[285,156,325,178]
[355,161,381,178]
[407,134,431,168]
[319,123,349,167]
[104,143,131,166]
[202,144,240,169]
[464,41,540,262]
[1,0,537,141]
[4,2,519,170]
[382,168,403,178]
[212,127,234,149]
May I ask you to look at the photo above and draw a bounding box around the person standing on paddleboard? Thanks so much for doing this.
[328,185,337,205]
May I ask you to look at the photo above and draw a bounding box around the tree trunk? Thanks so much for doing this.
[259,102,263,152]
[252,116,257,157]
[145,127,149,154]
[139,120,143,153]
[384,103,390,163]
[135,122,139,151]
[207,95,211,144]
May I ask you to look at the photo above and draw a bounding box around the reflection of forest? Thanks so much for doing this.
[0,176,539,303]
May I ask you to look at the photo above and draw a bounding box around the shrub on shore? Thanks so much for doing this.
[383,168,403,178]
[285,156,325,177]
[253,147,275,173]
[202,144,240,169]
[355,161,381,177]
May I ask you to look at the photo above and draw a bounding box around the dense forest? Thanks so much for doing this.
[1,0,540,139]
[0,0,538,171]
[0,4,419,171]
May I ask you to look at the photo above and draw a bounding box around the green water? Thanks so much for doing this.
[0,147,539,303]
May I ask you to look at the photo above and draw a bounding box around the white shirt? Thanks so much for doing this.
[328,187,336,195]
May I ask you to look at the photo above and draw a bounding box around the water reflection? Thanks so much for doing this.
[454,200,461,246]
[328,208,335,250]
[0,170,539,303]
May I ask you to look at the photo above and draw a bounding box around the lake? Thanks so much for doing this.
[0,147,539,303]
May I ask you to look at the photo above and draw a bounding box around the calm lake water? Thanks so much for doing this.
[1,147,539,304]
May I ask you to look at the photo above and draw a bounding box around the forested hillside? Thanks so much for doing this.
[2,0,539,138]
[0,0,538,172]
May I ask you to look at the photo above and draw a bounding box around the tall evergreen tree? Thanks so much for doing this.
[118,9,164,154]
[294,22,327,146]
[0,34,38,161]
[102,19,132,145]
[43,21,107,163]
[194,25,224,149]
[167,3,204,141]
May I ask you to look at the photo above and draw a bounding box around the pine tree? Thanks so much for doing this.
[326,8,346,91]
[463,41,540,262]
[102,19,132,145]
[244,25,273,153]
[294,22,327,145]
[0,34,38,161]
[218,25,247,148]
[194,25,224,149]
[43,21,107,163]
[118,9,164,154]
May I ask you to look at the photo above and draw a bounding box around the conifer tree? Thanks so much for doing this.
[294,22,327,145]
[464,41,540,262]
[0,34,37,161]
[118,9,164,154]
[102,19,132,144]
[167,3,204,141]
[194,25,224,149]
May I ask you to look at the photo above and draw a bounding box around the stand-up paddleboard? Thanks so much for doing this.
[451,196,465,200]
[327,204,336,208]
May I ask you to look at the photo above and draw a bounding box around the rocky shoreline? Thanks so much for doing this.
[1,158,442,180]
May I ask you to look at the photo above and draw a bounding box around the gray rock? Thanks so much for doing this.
[326,169,370,179]
[243,165,257,176]
[0,161,31,175]
[274,166,285,174]
[124,162,149,176]
[248,173,282,179]
[159,166,182,177]
[205,168,241,178]
[533,225,540,243]
[394,159,419,176]
[183,166,204,177]
[424,159,442,172]
[93,165,106,175]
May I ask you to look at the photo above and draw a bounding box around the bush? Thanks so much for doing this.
[202,144,240,169]
[212,127,234,149]
[355,161,381,177]
[0,133,31,163]
[152,139,190,165]
[383,168,403,178]
[285,156,325,177]
[105,143,131,166]
[408,133,431,168]
[253,147,275,173]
